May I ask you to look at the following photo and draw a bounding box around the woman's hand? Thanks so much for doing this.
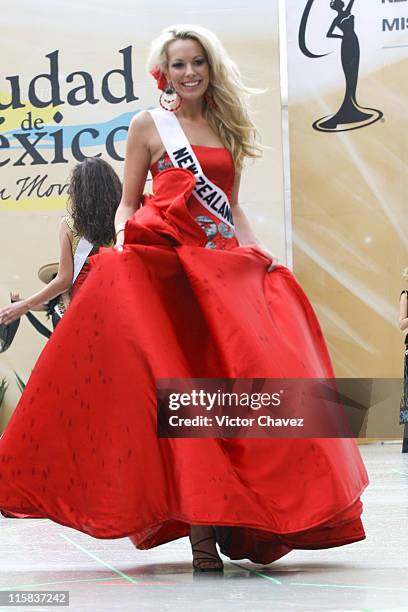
[0,299,29,325]
[250,244,279,272]
[114,228,125,252]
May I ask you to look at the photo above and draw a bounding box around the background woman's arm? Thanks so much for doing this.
[399,292,408,332]
[0,219,74,325]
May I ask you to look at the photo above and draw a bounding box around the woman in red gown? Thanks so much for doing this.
[0,25,368,572]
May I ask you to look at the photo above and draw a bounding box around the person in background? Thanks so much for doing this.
[0,157,122,327]
[399,268,408,452]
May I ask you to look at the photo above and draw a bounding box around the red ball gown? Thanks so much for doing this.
[0,144,368,563]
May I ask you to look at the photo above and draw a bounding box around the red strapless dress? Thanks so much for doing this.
[0,146,368,563]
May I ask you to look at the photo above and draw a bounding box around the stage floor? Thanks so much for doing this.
[1,443,407,611]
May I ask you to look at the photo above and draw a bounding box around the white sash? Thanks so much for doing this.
[73,237,94,284]
[149,108,234,228]
[54,228,93,320]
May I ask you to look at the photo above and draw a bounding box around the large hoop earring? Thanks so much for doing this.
[159,83,182,112]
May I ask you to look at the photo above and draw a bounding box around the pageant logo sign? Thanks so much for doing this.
[0,48,138,205]
[299,0,383,132]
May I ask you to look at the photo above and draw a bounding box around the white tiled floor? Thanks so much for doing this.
[1,443,408,611]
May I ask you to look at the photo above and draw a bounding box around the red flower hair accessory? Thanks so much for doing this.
[150,66,167,92]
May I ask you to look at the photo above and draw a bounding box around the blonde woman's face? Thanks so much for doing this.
[166,38,210,102]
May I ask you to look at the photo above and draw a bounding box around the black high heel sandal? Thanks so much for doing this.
[189,528,224,573]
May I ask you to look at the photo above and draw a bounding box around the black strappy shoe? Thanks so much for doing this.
[189,527,224,572]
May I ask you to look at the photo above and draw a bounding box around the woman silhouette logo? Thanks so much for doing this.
[299,0,383,132]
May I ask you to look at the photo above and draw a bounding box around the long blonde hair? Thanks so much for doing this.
[146,24,263,171]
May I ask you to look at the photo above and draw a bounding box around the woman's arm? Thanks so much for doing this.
[0,219,74,325]
[114,112,151,248]
[231,172,278,271]
[230,173,260,246]
[9,292,47,312]
[399,292,408,332]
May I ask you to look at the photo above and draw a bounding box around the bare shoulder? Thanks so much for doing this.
[127,111,158,156]
[129,110,162,161]
[129,110,155,138]
[60,216,71,231]
[60,216,73,243]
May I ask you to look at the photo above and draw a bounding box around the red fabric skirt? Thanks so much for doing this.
[0,169,368,563]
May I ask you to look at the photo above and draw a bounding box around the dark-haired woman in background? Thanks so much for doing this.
[0,158,122,326]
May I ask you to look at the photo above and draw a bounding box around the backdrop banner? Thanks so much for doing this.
[286,0,408,387]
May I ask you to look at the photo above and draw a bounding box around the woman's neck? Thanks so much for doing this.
[175,98,205,122]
